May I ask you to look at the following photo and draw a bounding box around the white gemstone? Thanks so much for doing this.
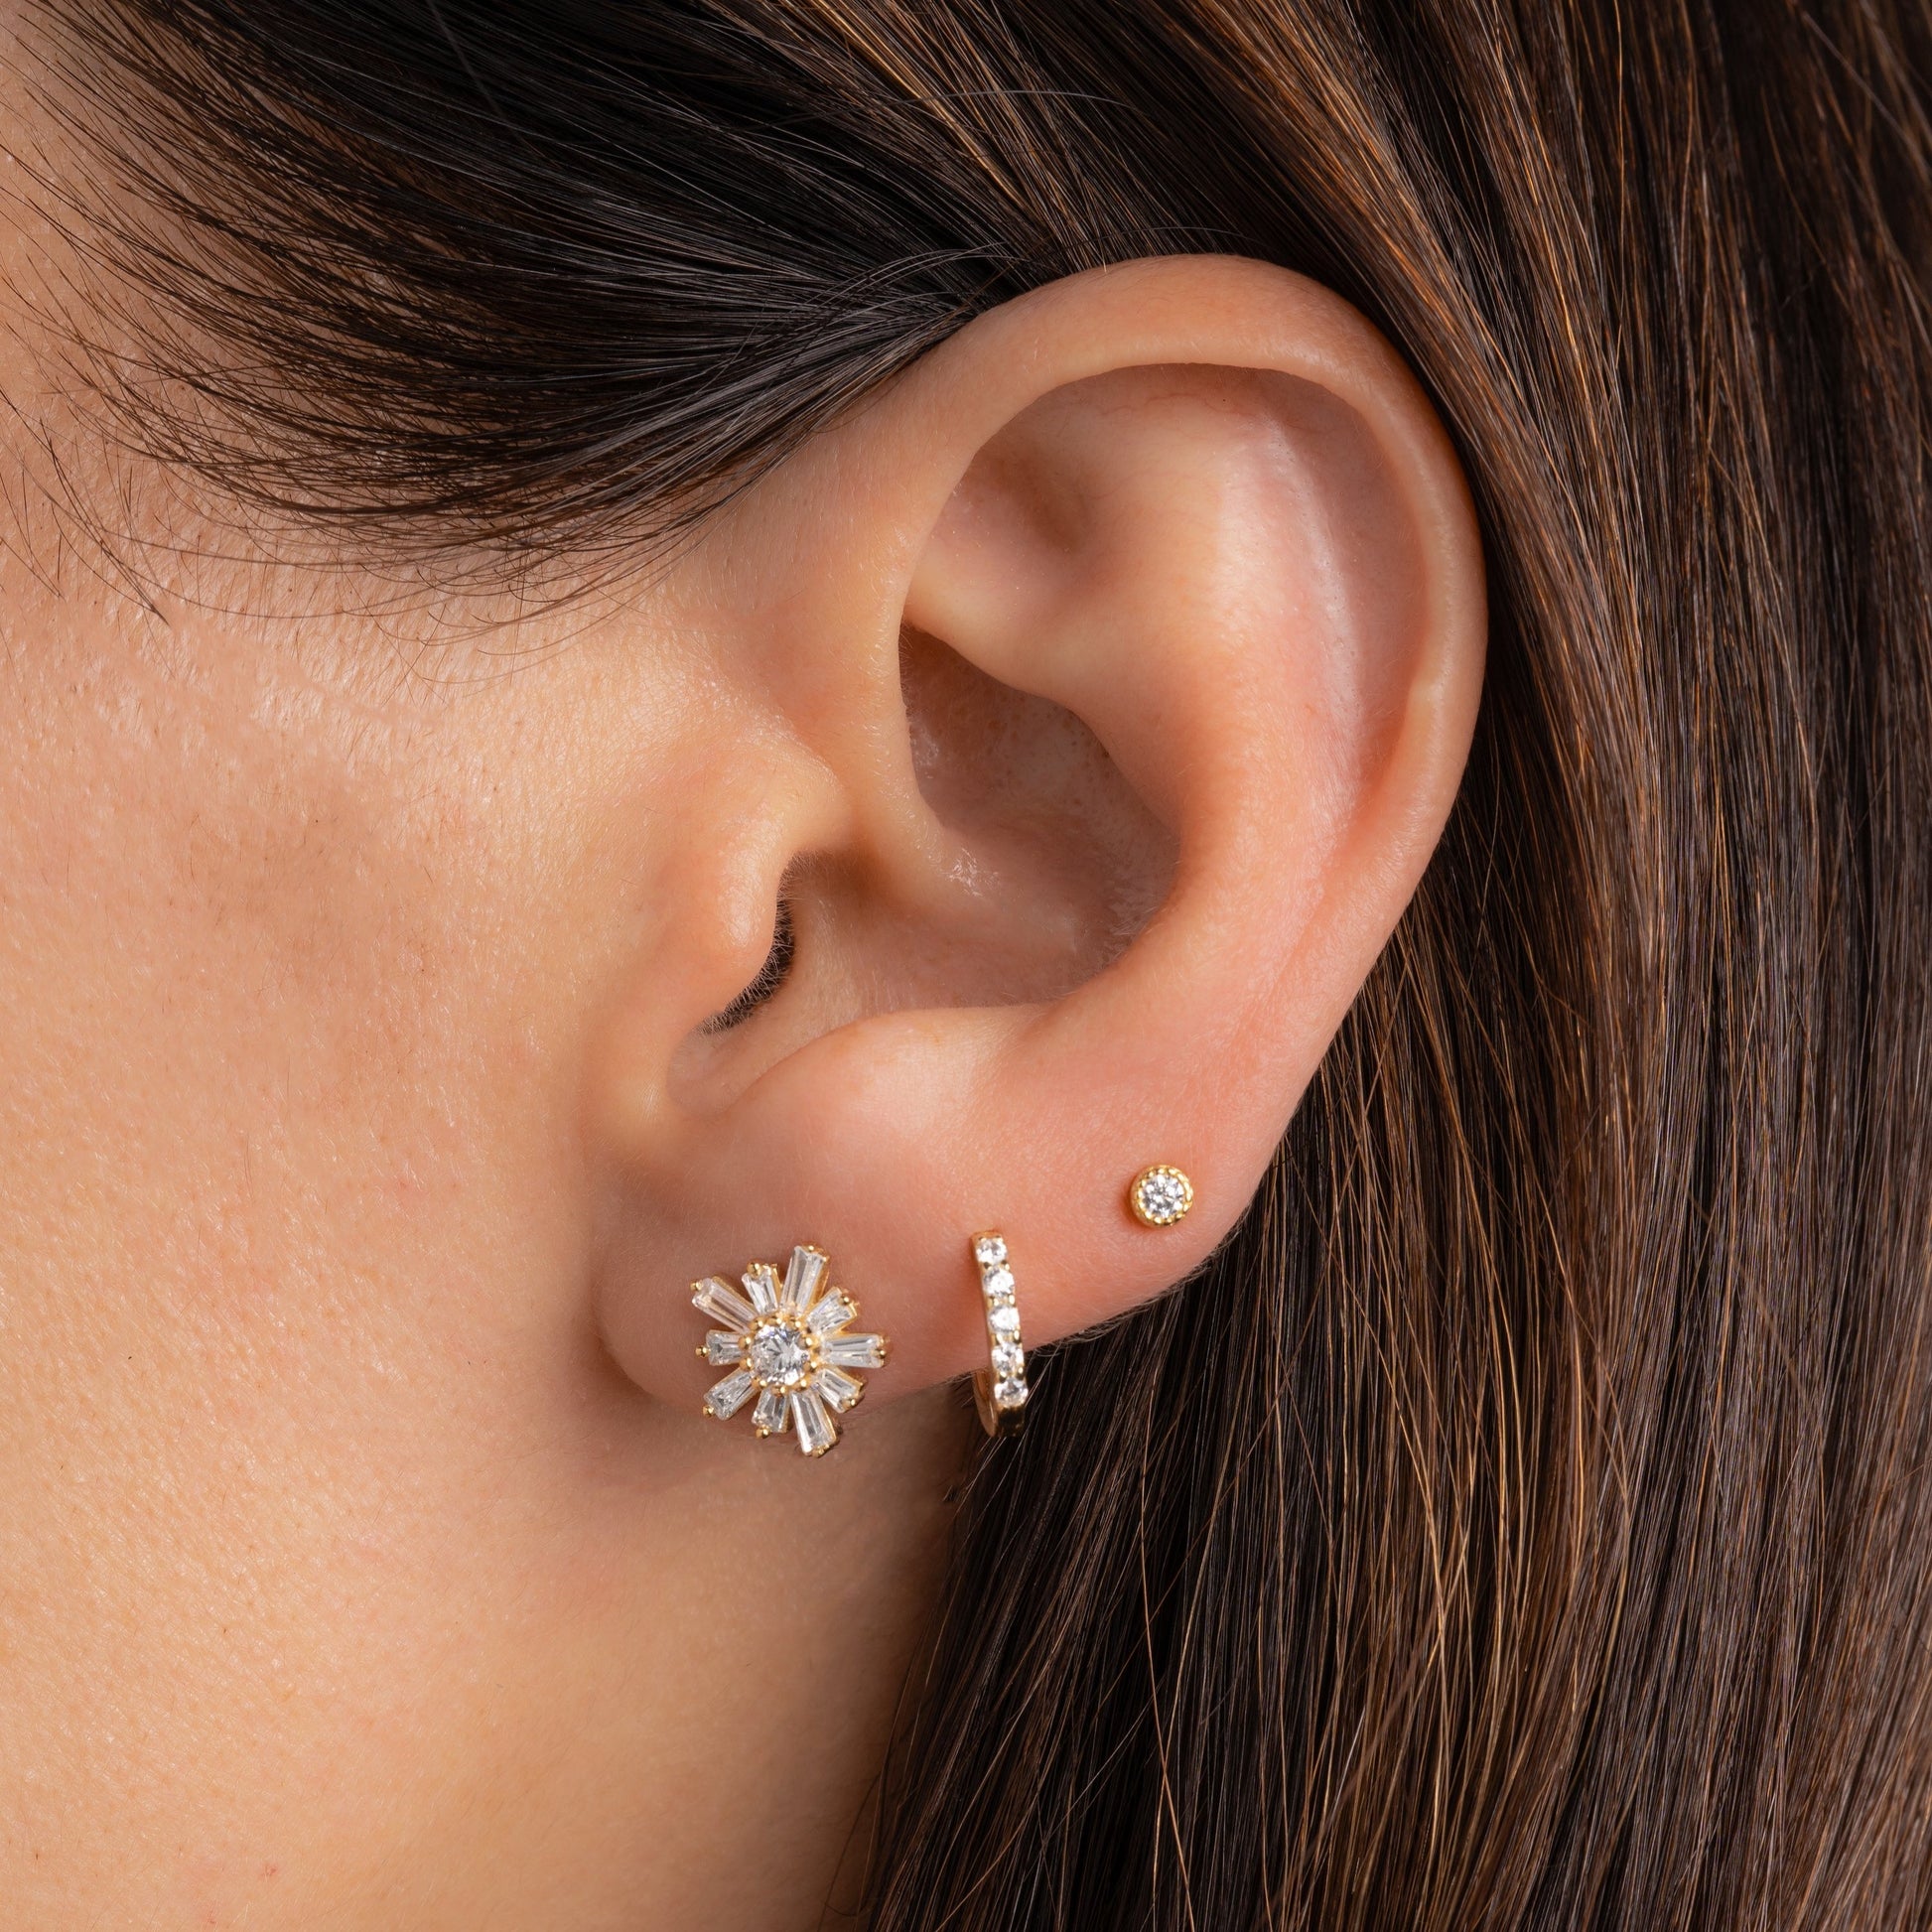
[1134,1171,1189,1222]
[781,1245,827,1312]
[791,1387,838,1456]
[973,1234,1007,1266]
[747,1317,812,1389]
[742,1263,781,1314]
[981,1265,1016,1302]
[993,1376,1030,1411]
[691,1276,755,1331]
[991,1340,1024,1377]
[820,1331,886,1370]
[815,1365,863,1412]
[988,1303,1022,1340]
[806,1289,857,1336]
[704,1366,755,1419]
[704,1330,745,1367]
[753,1386,788,1434]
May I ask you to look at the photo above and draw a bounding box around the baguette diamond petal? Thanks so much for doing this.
[791,1387,838,1456]
[815,1365,863,1412]
[819,1331,887,1370]
[781,1244,827,1312]
[692,1276,756,1331]
[704,1367,756,1419]
[806,1289,857,1336]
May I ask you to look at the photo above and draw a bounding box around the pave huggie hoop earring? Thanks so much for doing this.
[692,1245,888,1458]
[970,1231,1030,1437]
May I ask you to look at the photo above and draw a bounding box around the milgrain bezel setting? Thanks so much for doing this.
[1127,1164,1195,1228]
[692,1245,888,1458]
[970,1230,1030,1438]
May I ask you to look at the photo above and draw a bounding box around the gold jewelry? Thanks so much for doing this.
[1127,1165,1194,1227]
[970,1231,1029,1437]
[692,1245,887,1457]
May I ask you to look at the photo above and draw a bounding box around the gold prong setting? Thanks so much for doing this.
[691,1244,887,1458]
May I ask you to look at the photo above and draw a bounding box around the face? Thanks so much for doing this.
[0,46,1482,1926]
[0,211,976,1914]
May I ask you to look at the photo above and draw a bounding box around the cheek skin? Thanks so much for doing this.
[0,562,713,1920]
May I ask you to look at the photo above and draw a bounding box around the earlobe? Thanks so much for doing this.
[590,257,1483,1430]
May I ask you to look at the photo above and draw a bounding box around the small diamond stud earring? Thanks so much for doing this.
[692,1245,888,1457]
[1128,1165,1194,1227]
[970,1230,1029,1437]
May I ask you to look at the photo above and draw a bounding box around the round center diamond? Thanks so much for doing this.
[1144,1174,1183,1216]
[747,1318,812,1389]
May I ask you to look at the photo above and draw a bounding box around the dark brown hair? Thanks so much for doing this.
[23,1,1932,1923]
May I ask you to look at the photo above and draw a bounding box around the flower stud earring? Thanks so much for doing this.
[692,1245,888,1457]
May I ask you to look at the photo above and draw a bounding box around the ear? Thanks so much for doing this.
[590,256,1483,1427]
